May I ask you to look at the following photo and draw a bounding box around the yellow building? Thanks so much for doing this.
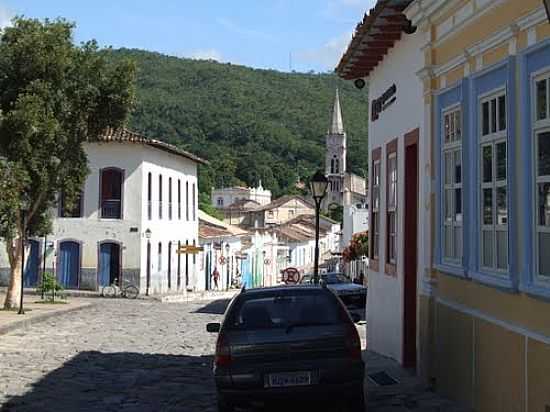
[338,1,550,411]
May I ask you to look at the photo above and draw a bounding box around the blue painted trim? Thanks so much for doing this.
[469,59,516,288]
[434,263,467,278]
[469,270,515,291]
[518,39,550,299]
[434,82,466,276]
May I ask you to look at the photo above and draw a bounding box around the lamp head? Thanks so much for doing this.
[309,170,329,201]
[145,228,152,239]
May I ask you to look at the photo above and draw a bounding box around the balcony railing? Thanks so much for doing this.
[101,199,121,219]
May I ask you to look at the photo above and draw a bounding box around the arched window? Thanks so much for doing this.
[335,159,340,174]
[217,197,224,207]
[100,168,123,219]
[330,158,335,174]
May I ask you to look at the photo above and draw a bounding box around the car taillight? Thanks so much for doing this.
[345,324,362,360]
[215,333,232,367]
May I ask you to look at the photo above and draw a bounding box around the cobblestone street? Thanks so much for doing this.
[0,299,469,412]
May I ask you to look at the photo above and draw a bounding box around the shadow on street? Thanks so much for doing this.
[193,299,231,315]
[0,351,217,412]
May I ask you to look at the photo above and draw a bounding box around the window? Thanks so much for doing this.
[186,181,189,221]
[386,143,397,269]
[442,107,463,263]
[192,183,196,221]
[178,180,181,220]
[331,158,335,174]
[100,168,123,219]
[217,197,224,207]
[158,242,162,271]
[536,131,550,277]
[147,172,152,220]
[192,239,196,264]
[168,177,173,220]
[158,175,163,220]
[289,209,295,217]
[59,191,83,218]
[185,239,189,286]
[177,240,181,288]
[370,149,381,267]
[335,159,340,174]
[268,210,274,218]
[479,92,508,271]
[168,241,172,289]
[534,72,550,279]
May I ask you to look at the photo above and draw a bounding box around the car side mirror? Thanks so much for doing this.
[350,313,361,323]
[206,322,221,333]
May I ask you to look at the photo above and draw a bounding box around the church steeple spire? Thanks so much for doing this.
[329,88,345,135]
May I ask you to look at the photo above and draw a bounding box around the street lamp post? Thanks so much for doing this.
[145,228,152,296]
[309,170,329,285]
[225,243,230,290]
[18,202,29,315]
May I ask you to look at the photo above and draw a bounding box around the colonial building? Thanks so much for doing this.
[0,129,206,295]
[220,194,316,229]
[211,182,271,209]
[338,0,550,411]
[198,210,247,291]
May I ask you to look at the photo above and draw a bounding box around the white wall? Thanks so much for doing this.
[366,29,424,363]
[139,145,199,294]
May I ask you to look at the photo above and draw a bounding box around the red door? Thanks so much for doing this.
[403,130,419,369]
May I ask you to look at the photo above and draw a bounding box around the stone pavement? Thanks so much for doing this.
[0,298,469,412]
[0,293,95,336]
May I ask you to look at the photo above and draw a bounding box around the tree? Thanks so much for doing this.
[0,17,136,309]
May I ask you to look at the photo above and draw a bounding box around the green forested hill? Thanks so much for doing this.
[105,48,369,199]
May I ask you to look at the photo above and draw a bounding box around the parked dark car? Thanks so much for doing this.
[301,273,367,322]
[206,285,365,412]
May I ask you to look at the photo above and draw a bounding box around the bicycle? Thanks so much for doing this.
[101,278,139,299]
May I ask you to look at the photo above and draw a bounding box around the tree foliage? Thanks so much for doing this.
[0,17,136,309]
[104,49,370,199]
[342,231,369,263]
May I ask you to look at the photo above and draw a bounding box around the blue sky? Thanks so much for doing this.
[0,0,376,73]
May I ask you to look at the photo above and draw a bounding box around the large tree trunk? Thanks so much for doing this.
[3,236,23,310]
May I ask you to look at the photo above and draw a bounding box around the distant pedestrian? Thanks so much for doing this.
[212,267,220,290]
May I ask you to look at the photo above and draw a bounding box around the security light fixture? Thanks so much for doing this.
[354,78,366,90]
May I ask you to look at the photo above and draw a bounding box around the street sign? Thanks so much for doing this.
[176,245,204,255]
[281,267,300,285]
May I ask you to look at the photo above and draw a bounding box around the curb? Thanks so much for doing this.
[0,301,98,336]
[157,290,239,303]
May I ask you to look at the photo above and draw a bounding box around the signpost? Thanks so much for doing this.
[177,245,203,255]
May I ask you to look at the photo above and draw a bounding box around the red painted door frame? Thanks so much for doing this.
[403,129,419,369]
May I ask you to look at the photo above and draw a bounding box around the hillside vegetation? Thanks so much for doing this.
[105,49,369,199]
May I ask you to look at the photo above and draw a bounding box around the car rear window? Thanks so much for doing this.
[226,289,343,330]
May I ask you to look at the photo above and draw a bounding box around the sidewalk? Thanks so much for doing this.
[355,325,470,412]
[0,293,96,336]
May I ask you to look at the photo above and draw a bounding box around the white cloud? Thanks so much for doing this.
[190,48,224,62]
[0,3,14,29]
[295,31,352,71]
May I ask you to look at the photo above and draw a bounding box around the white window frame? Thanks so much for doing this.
[442,104,463,264]
[533,70,550,282]
[387,152,397,265]
[479,89,508,273]
[372,160,381,260]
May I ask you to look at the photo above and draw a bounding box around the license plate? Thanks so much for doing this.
[266,371,312,388]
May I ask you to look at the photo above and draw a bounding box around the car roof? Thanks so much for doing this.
[242,285,323,294]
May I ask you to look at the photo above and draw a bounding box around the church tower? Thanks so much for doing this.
[324,88,347,210]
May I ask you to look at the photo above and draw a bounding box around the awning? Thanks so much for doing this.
[335,0,415,80]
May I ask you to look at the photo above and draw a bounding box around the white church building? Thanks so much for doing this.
[323,89,367,212]
[0,128,206,295]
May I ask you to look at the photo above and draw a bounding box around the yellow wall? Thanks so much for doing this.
[433,0,542,65]
[527,339,550,411]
